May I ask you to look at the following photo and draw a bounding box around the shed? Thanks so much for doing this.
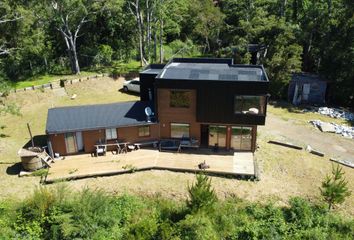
[288,73,327,105]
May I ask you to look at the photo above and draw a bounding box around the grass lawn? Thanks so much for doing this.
[13,60,142,89]
[268,101,351,126]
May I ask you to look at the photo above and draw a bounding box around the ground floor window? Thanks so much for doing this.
[171,123,190,138]
[208,125,227,148]
[105,128,117,140]
[231,126,253,151]
[138,126,150,137]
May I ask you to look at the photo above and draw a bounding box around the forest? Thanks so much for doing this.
[0,0,353,105]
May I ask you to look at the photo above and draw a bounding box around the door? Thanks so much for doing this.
[231,126,252,151]
[200,125,209,147]
[76,132,84,151]
[302,84,311,101]
[65,133,77,154]
[208,125,226,148]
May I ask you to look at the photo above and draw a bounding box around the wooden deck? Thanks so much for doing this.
[44,149,256,183]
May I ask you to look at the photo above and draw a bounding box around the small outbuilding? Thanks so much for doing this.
[288,73,327,105]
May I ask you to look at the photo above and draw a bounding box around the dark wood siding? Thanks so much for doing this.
[155,79,269,125]
[140,73,157,101]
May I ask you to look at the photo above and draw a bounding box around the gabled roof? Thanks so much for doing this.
[157,58,268,82]
[46,101,154,134]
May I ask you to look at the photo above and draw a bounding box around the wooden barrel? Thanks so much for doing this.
[21,155,43,171]
[18,148,43,171]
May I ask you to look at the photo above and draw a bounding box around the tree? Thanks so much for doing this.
[50,0,93,74]
[187,173,217,213]
[320,164,351,210]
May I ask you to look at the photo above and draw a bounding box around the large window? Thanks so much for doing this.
[170,90,190,108]
[171,123,190,138]
[105,128,117,140]
[234,95,266,115]
[138,126,150,137]
[208,125,227,148]
[231,126,253,151]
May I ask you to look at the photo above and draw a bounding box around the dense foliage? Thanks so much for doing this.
[0,175,353,240]
[0,190,351,240]
[0,0,353,104]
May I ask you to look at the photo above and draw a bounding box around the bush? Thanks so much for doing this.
[187,173,217,213]
[177,213,218,240]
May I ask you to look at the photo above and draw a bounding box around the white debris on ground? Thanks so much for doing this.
[304,107,354,121]
[309,120,354,139]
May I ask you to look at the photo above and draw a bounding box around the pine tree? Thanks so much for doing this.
[187,173,217,213]
[320,164,351,210]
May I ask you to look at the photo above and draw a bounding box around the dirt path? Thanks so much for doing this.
[261,113,354,162]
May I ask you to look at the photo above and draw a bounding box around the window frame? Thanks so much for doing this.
[138,125,150,137]
[105,128,117,140]
[170,123,190,138]
[170,90,191,108]
[234,95,266,116]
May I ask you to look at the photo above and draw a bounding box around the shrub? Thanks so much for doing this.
[320,164,351,210]
[177,213,218,240]
[187,173,217,213]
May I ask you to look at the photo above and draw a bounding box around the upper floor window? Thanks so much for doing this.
[170,90,190,108]
[105,128,117,140]
[234,95,266,115]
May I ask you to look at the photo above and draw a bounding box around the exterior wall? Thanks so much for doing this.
[82,129,105,153]
[155,79,268,125]
[118,124,159,142]
[49,133,66,156]
[157,88,201,142]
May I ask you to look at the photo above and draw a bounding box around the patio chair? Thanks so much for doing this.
[96,145,106,157]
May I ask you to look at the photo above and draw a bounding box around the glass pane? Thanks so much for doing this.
[208,125,226,147]
[106,128,117,140]
[170,90,190,108]
[65,133,77,153]
[231,127,242,149]
[243,96,261,114]
[208,126,218,147]
[138,126,150,137]
[217,126,227,147]
[234,95,266,114]
[234,96,243,113]
[171,123,190,138]
[241,127,252,150]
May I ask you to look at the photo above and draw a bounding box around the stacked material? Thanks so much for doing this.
[317,107,354,121]
[309,120,354,139]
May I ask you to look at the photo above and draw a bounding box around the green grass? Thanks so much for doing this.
[268,101,351,126]
[14,71,100,89]
[13,61,142,89]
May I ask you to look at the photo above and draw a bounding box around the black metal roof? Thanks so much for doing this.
[156,58,268,82]
[46,101,154,134]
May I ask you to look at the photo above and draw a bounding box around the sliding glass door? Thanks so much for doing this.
[231,126,252,151]
[208,125,227,148]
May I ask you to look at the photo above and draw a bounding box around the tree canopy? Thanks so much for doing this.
[0,0,353,105]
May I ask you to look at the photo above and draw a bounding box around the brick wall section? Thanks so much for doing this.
[157,88,201,141]
[118,124,159,142]
[49,134,66,155]
[82,129,105,153]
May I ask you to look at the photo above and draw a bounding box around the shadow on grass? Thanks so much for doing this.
[6,162,22,175]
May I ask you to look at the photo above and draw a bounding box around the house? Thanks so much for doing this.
[288,73,327,105]
[46,58,269,156]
